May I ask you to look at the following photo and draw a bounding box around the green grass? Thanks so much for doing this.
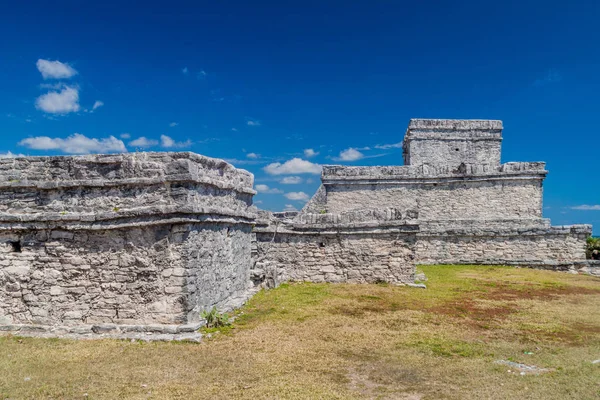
[1,265,599,399]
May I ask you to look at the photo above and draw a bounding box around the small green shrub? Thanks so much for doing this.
[586,236,600,259]
[201,307,231,328]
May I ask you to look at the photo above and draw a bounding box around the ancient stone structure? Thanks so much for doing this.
[254,119,593,286]
[0,152,256,340]
[0,119,595,340]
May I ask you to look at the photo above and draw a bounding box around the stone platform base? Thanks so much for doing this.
[0,322,204,342]
[417,260,600,277]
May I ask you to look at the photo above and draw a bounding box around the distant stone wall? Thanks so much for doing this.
[415,225,590,267]
[403,119,503,168]
[0,152,256,339]
[253,211,418,286]
[254,231,416,286]
[325,176,544,220]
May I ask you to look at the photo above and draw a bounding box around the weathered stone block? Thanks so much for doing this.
[0,153,257,336]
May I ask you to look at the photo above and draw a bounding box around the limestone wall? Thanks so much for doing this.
[253,209,418,286]
[0,152,256,338]
[254,231,416,286]
[0,223,251,327]
[415,225,590,267]
[403,119,503,168]
[325,178,544,220]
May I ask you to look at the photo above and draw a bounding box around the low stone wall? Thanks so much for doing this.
[415,225,590,268]
[0,153,256,340]
[254,232,416,286]
[0,223,252,339]
[253,215,418,287]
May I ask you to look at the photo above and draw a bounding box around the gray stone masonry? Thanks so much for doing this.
[271,118,592,276]
[0,152,257,341]
[253,210,419,287]
[1,118,595,341]
[403,119,503,168]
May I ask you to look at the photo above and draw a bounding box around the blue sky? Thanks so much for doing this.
[1,1,599,233]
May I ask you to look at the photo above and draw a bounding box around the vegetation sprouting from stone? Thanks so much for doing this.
[201,307,231,328]
[586,236,600,259]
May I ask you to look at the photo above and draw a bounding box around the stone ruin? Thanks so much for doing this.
[0,119,595,340]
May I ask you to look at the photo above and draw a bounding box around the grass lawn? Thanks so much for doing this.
[1,265,600,399]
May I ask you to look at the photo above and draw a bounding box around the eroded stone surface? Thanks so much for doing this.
[0,119,595,341]
[0,152,256,339]
[254,119,591,287]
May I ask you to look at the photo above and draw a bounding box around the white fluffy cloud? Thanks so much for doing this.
[571,205,600,210]
[283,204,298,212]
[36,59,78,80]
[285,192,310,202]
[35,86,80,114]
[19,134,126,154]
[375,141,403,150]
[129,137,158,148]
[255,184,283,194]
[92,100,104,110]
[160,135,192,148]
[246,152,260,159]
[169,122,178,127]
[280,176,303,184]
[303,148,319,158]
[336,148,364,161]
[0,151,25,158]
[120,133,131,139]
[247,119,261,126]
[264,158,321,175]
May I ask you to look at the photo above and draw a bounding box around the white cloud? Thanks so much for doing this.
[19,134,126,154]
[197,70,207,79]
[231,128,238,132]
[223,158,264,165]
[0,151,25,158]
[120,133,131,139]
[247,119,261,126]
[92,100,104,111]
[182,67,188,74]
[285,192,310,202]
[129,137,158,148]
[246,152,260,159]
[36,59,78,80]
[375,141,403,150]
[169,122,178,127]
[336,148,364,161]
[283,204,298,212]
[571,205,600,211]
[303,148,319,158]
[280,176,303,184]
[35,86,80,114]
[264,158,322,175]
[255,184,283,194]
[160,134,192,148]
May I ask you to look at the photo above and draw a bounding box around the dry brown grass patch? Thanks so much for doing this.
[1,265,599,399]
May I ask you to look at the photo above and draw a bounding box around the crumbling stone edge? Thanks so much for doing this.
[0,321,205,342]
